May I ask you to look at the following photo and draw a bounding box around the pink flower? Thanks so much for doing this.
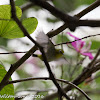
[67,32,93,60]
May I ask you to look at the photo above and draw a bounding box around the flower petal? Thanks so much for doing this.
[81,52,93,60]
[67,32,79,40]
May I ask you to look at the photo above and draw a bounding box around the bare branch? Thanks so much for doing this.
[7,77,91,100]
[55,33,100,46]
[0,0,71,99]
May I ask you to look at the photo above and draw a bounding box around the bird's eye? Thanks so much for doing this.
[59,50,63,54]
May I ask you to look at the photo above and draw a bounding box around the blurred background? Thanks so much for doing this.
[0,0,100,100]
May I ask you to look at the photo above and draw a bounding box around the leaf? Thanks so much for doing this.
[0,17,38,39]
[53,0,75,12]
[91,40,100,50]
[0,5,22,19]
[15,0,28,6]
[56,34,70,44]
[75,0,95,7]
[0,5,38,39]
[0,64,14,100]
[0,37,8,46]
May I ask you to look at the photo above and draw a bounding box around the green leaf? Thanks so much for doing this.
[15,0,28,6]
[0,17,38,39]
[91,40,100,50]
[0,37,8,46]
[75,0,95,7]
[56,34,70,44]
[0,64,14,100]
[0,5,22,19]
[53,0,75,12]
[0,5,38,39]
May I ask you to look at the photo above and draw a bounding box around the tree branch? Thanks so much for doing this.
[30,0,100,32]
[7,77,91,100]
[42,48,100,100]
[0,0,70,99]
[47,0,100,37]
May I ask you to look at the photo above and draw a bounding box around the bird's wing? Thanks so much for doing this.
[35,31,56,53]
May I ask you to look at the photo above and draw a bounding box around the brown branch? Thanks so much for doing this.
[42,48,100,100]
[21,3,34,12]
[7,77,91,100]
[75,0,100,18]
[0,0,70,99]
[64,48,100,91]
[47,0,100,37]
[0,0,99,100]
[30,0,100,32]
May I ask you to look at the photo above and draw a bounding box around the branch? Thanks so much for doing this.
[42,48,100,100]
[21,3,34,12]
[55,33,100,46]
[75,0,100,18]
[30,0,100,32]
[7,77,91,100]
[47,0,100,37]
[0,0,70,99]
[0,51,27,54]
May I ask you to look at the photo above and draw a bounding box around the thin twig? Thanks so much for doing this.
[0,0,70,99]
[42,48,100,100]
[55,33,100,46]
[0,51,27,54]
[7,77,91,100]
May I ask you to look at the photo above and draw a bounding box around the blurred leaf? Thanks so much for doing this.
[89,94,100,100]
[75,0,95,8]
[56,34,70,44]
[46,18,59,23]
[95,71,100,89]
[53,0,95,13]
[0,64,14,100]
[91,40,100,50]
[0,17,38,39]
[15,69,34,91]
[15,0,28,6]
[53,0,75,12]
[0,38,8,46]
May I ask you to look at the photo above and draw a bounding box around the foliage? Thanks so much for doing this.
[0,64,14,100]
[0,0,99,100]
[0,5,38,39]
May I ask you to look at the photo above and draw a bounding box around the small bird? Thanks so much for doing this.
[34,31,64,62]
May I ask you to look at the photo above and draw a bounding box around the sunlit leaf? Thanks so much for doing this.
[0,5,38,39]
[0,64,14,100]
[0,5,22,19]
[0,17,38,39]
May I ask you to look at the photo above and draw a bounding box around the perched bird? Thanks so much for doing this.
[34,31,64,62]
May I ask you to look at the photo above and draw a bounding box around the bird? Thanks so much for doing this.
[33,31,64,62]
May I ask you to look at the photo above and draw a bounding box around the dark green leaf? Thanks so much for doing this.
[53,0,75,12]
[0,38,8,46]
[15,0,28,6]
